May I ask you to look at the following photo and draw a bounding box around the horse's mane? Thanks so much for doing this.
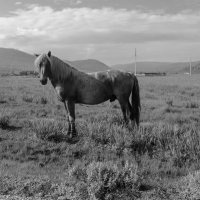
[34,53,80,83]
[49,55,79,82]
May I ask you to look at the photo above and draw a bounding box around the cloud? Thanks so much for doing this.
[1,5,200,62]
[71,0,82,5]
[15,2,22,5]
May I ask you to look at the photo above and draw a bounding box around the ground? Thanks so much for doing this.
[0,74,200,200]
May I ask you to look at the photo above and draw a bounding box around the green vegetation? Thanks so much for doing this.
[0,74,200,199]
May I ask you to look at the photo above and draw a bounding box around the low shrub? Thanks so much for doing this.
[179,171,200,199]
[36,97,48,105]
[165,98,173,106]
[22,95,34,103]
[86,161,139,199]
[0,96,7,104]
[30,119,65,140]
[40,97,48,105]
[0,114,10,129]
[185,101,199,108]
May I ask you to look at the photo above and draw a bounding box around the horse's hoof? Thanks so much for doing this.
[67,132,78,141]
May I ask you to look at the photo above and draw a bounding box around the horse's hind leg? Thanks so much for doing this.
[118,96,135,126]
[128,101,137,127]
[128,101,134,121]
[118,98,129,125]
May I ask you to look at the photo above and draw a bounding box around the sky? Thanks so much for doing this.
[0,0,200,65]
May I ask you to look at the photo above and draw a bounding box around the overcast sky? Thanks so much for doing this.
[0,0,200,65]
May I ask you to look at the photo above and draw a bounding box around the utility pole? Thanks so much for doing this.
[134,48,137,75]
[189,58,192,76]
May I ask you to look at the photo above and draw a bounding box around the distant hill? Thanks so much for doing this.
[1,47,199,75]
[176,61,200,74]
[0,48,35,74]
[112,62,171,73]
[0,48,109,74]
[70,59,110,72]
[112,61,200,74]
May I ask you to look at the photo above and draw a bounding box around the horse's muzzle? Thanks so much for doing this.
[40,79,47,85]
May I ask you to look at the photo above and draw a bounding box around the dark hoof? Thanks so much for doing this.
[67,132,79,143]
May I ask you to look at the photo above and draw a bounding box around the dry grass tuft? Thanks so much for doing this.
[30,119,66,140]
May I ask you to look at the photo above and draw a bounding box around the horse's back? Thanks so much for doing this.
[88,70,113,93]
[107,70,134,97]
[90,70,133,83]
[90,70,134,99]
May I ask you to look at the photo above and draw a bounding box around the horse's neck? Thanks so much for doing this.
[50,56,81,83]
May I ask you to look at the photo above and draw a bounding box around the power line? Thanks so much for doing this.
[134,48,137,75]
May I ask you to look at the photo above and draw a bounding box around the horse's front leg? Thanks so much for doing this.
[66,100,77,138]
[64,101,71,133]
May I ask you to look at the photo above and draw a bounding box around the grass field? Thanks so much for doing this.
[0,74,200,199]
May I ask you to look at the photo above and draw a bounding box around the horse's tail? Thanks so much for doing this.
[131,75,141,126]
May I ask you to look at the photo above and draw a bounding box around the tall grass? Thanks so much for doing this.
[30,119,67,140]
[1,75,200,199]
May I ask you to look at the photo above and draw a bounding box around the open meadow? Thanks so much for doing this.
[1,74,200,199]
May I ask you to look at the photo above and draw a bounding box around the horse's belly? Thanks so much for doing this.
[77,87,110,105]
[79,94,109,105]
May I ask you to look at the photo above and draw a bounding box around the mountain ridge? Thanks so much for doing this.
[0,47,200,74]
[111,61,200,74]
[70,59,110,72]
[0,48,110,74]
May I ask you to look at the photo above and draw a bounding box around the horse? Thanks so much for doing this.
[34,51,140,139]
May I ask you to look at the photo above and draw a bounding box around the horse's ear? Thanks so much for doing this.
[47,51,51,57]
[34,53,40,57]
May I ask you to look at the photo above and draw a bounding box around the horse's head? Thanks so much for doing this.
[34,51,52,85]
